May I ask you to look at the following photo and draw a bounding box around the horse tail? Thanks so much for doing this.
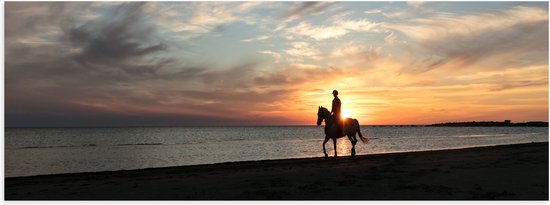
[355,119,369,144]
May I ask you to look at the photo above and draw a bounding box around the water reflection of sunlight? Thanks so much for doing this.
[337,138,351,155]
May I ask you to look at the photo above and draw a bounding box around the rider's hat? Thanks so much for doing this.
[332,90,338,95]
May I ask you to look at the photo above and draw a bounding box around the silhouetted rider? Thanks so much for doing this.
[331,90,343,136]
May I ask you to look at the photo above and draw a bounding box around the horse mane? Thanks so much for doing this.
[319,107,332,120]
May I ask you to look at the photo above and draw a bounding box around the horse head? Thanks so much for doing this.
[317,106,325,126]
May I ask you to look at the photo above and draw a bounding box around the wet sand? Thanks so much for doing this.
[5,142,548,200]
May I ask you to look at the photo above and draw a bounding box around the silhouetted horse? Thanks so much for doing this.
[317,106,369,157]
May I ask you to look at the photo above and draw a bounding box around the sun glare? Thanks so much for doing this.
[341,109,352,119]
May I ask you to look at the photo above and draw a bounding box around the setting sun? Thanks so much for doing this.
[341,109,352,119]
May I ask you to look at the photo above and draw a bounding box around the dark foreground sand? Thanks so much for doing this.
[5,142,548,200]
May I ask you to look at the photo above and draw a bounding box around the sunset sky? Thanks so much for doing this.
[5,1,549,127]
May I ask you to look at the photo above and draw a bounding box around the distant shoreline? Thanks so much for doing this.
[427,121,548,127]
[5,121,549,128]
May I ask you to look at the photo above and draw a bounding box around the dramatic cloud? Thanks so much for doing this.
[285,19,380,40]
[66,2,169,75]
[279,2,335,21]
[242,35,270,42]
[382,1,433,19]
[387,6,549,71]
[284,41,321,60]
[274,2,335,31]
[144,2,266,40]
[364,9,382,14]
[5,2,548,126]
[5,2,93,44]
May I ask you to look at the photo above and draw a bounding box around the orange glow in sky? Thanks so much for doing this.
[4,2,549,127]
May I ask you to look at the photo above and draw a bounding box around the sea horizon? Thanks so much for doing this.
[6,120,548,129]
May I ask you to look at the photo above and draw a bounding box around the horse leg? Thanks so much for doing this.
[322,136,329,158]
[348,134,356,157]
[332,137,338,157]
[348,133,358,157]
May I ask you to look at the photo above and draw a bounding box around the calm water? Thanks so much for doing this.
[5,126,548,177]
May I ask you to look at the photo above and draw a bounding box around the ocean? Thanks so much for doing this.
[5,126,548,177]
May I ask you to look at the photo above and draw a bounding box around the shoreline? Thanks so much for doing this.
[5,142,548,179]
[6,142,548,200]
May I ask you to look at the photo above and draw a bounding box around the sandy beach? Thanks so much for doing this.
[5,142,548,200]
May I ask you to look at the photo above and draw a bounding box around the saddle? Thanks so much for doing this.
[334,116,346,137]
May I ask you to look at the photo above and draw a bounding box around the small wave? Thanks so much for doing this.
[116,143,163,146]
[457,134,506,138]
[515,132,544,136]
[21,144,97,149]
